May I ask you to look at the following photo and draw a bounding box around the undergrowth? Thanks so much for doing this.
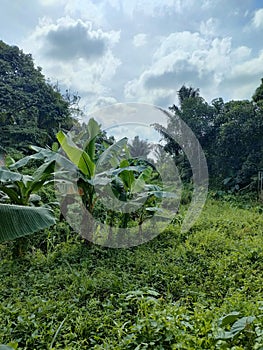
[0,198,263,349]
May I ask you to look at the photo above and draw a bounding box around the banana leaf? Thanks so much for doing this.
[0,204,55,243]
[97,137,128,168]
[57,130,95,178]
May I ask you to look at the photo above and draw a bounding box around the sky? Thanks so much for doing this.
[1,0,263,130]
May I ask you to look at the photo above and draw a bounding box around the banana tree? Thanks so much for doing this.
[0,119,133,244]
[55,118,161,245]
[0,162,55,206]
[56,118,131,241]
[107,160,176,240]
[0,153,57,244]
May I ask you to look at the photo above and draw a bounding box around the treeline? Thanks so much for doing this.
[1,40,263,192]
[155,82,263,192]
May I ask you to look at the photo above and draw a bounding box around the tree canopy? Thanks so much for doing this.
[155,81,263,191]
[0,40,74,151]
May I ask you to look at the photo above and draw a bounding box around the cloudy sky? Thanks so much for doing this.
[1,0,263,128]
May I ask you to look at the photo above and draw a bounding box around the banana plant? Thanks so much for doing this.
[56,118,160,244]
[56,118,131,241]
[0,119,135,244]
[0,162,56,243]
[1,117,175,246]
[0,162,55,206]
[108,159,177,239]
[95,156,176,244]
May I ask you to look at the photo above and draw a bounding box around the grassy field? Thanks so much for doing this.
[1,197,263,349]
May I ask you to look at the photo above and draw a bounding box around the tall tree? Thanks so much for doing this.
[214,99,263,189]
[155,82,263,190]
[129,136,152,158]
[154,85,216,181]
[0,40,74,151]
[252,77,263,104]
[177,85,200,105]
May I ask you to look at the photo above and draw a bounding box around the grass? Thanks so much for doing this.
[0,198,263,349]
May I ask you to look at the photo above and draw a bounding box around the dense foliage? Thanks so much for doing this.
[155,80,263,191]
[1,198,263,349]
[0,40,74,151]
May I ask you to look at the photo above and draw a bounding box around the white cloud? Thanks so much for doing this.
[82,96,118,118]
[199,18,218,37]
[27,17,120,62]
[133,33,147,47]
[45,21,106,60]
[124,29,258,104]
[230,45,251,61]
[252,8,263,28]
[22,16,121,106]
[231,50,263,76]
[223,50,263,100]
[63,0,104,25]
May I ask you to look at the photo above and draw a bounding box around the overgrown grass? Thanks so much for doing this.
[1,198,263,349]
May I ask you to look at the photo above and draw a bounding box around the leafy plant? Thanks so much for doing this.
[0,150,57,246]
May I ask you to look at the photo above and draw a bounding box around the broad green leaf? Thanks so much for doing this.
[0,345,17,350]
[131,177,145,193]
[33,160,55,183]
[57,131,95,177]
[118,160,136,191]
[145,184,162,191]
[111,165,146,177]
[149,191,177,199]
[1,342,18,350]
[84,118,101,159]
[21,175,34,187]
[0,204,55,243]
[215,330,235,340]
[97,137,128,168]
[10,147,50,169]
[52,142,59,152]
[25,161,56,196]
[218,311,241,327]
[87,118,101,141]
[10,146,73,172]
[140,166,153,181]
[29,194,41,203]
[230,316,256,335]
[4,155,15,167]
[130,166,152,193]
[119,159,129,168]
[0,185,20,204]
[119,169,135,191]
[216,315,256,340]
[0,168,22,182]
[87,177,112,186]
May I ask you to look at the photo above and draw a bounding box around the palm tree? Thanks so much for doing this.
[177,85,200,106]
[129,136,152,158]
